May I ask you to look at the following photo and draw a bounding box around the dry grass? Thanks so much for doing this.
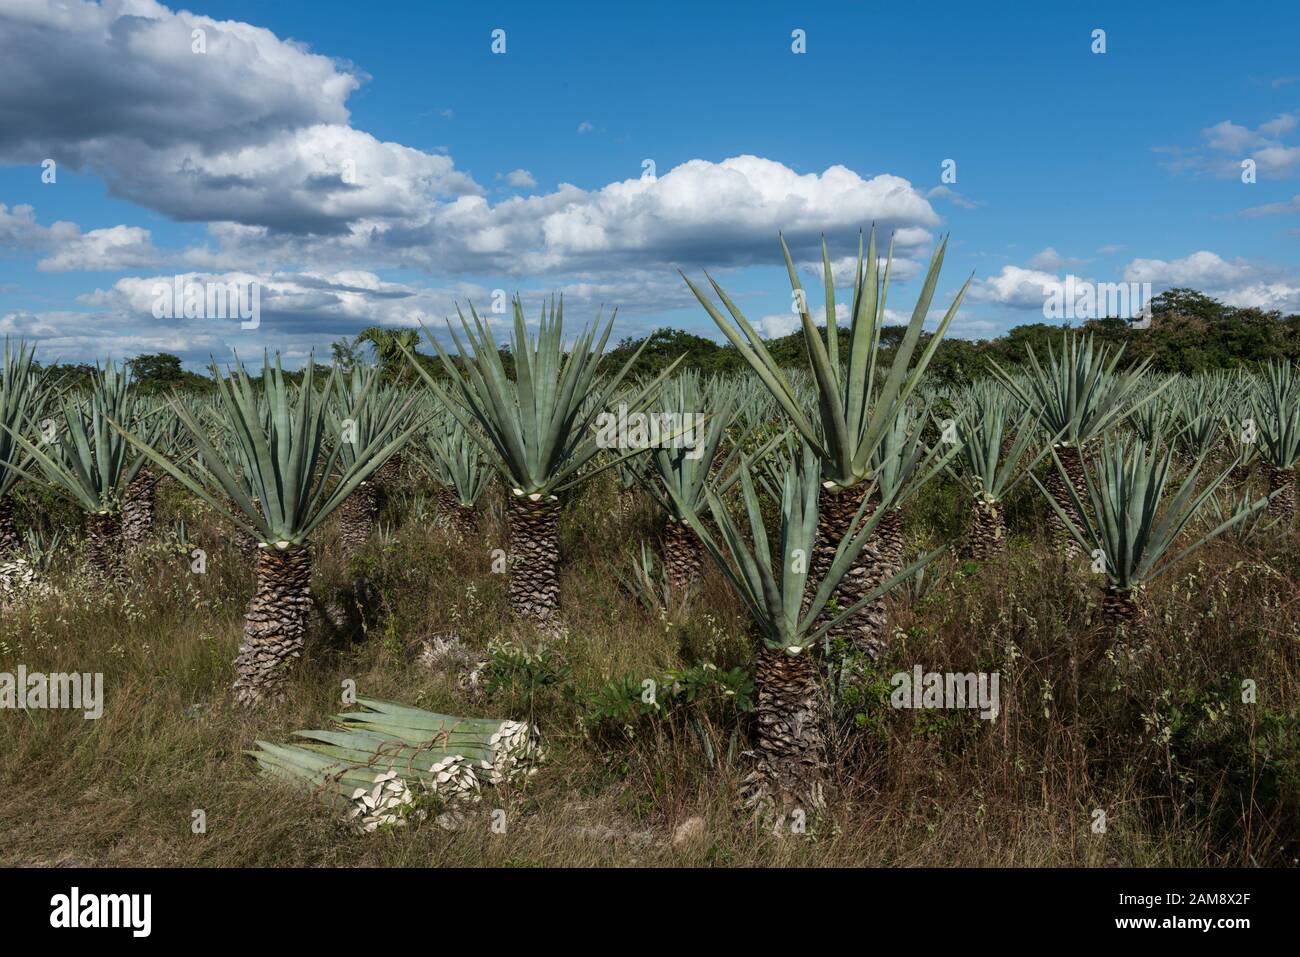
[1,469,1297,867]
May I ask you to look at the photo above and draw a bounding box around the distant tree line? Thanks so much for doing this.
[601,288,1300,386]
[28,288,1300,393]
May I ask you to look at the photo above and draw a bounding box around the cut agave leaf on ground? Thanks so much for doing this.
[248,698,541,832]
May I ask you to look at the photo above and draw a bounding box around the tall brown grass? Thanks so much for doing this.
[1,469,1296,867]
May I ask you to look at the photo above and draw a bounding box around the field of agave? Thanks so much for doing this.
[1,230,1297,866]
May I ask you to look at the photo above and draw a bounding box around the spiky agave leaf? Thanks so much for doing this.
[1156,373,1227,461]
[1250,360,1300,470]
[414,406,492,507]
[952,384,1057,503]
[3,361,135,514]
[108,352,423,545]
[0,338,47,504]
[328,360,412,473]
[249,697,542,830]
[639,373,761,521]
[615,539,691,618]
[338,697,544,781]
[1033,433,1264,592]
[683,227,971,490]
[870,396,961,511]
[1204,487,1280,545]
[990,331,1167,450]
[1128,386,1177,445]
[679,443,942,650]
[401,296,682,497]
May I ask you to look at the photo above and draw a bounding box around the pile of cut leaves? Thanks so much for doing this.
[249,697,544,832]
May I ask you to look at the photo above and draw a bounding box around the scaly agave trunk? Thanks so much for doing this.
[745,646,827,815]
[968,499,1007,560]
[233,498,261,565]
[374,452,404,487]
[434,484,459,516]
[0,496,23,596]
[1047,444,1086,558]
[435,484,463,532]
[435,486,478,537]
[660,516,704,594]
[0,496,18,557]
[233,545,313,707]
[453,503,478,537]
[121,468,159,554]
[1099,584,1141,634]
[85,511,125,584]
[1268,466,1295,522]
[338,480,377,555]
[507,492,562,629]
[810,485,890,661]
[875,507,905,584]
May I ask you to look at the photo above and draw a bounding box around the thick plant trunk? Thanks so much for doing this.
[338,481,377,555]
[233,545,313,707]
[85,511,125,584]
[1268,466,1295,522]
[122,468,158,554]
[1099,584,1141,634]
[0,495,18,557]
[507,492,562,629]
[436,486,478,537]
[374,452,403,487]
[435,485,459,516]
[234,498,261,565]
[434,486,460,530]
[1047,444,1086,558]
[968,499,1006,560]
[875,507,904,582]
[453,503,478,537]
[745,646,827,814]
[809,484,889,661]
[0,495,25,597]
[660,517,704,594]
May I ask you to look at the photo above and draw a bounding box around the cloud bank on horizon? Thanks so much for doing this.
[0,0,1298,366]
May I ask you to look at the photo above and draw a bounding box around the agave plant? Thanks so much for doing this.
[414,407,492,538]
[842,398,957,656]
[1222,387,1263,481]
[613,453,647,517]
[1205,488,1279,547]
[22,525,63,572]
[678,443,940,812]
[1248,360,1300,521]
[4,361,136,583]
[0,338,45,562]
[684,228,968,656]
[112,354,421,706]
[639,374,758,595]
[990,332,1165,556]
[1165,375,1228,465]
[952,384,1056,560]
[121,396,187,555]
[616,540,691,622]
[329,361,411,556]
[1034,433,1262,633]
[403,296,678,629]
[1128,388,1176,446]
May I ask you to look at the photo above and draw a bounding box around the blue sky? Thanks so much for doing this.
[1,0,1298,367]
